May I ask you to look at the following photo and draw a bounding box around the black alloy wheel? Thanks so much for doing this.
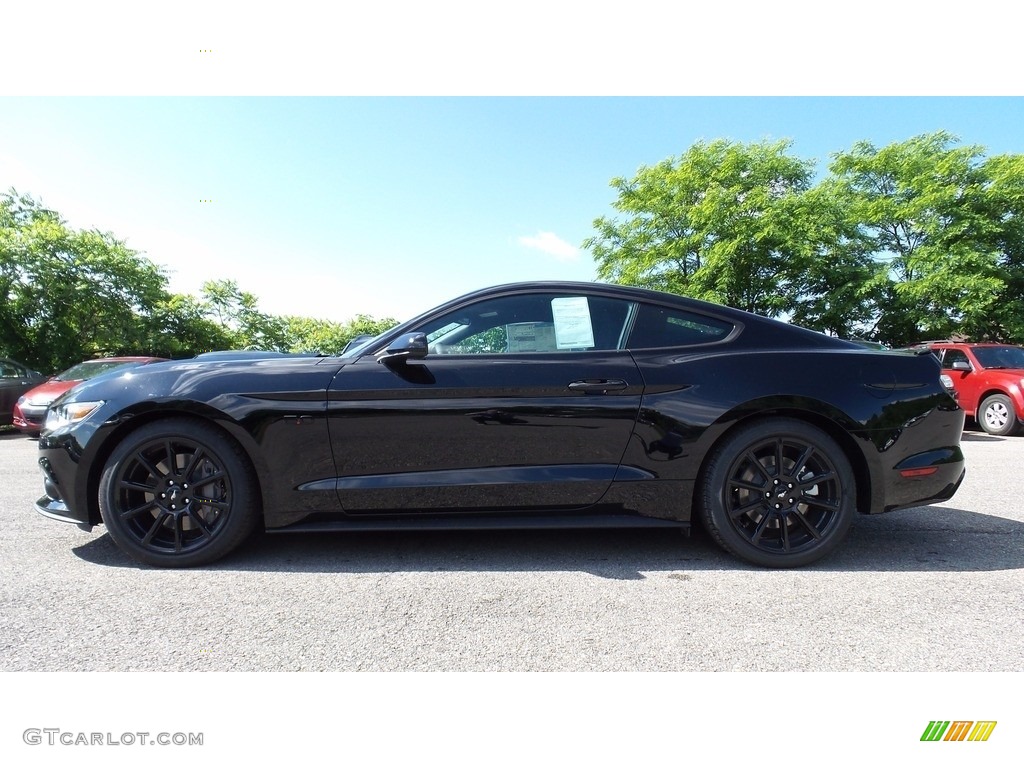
[699,418,856,567]
[99,418,259,567]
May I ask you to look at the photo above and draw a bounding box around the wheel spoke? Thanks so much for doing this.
[181,447,208,482]
[135,451,164,482]
[192,497,229,509]
[729,499,767,520]
[780,516,792,551]
[743,451,770,481]
[800,470,835,488]
[731,479,767,493]
[141,512,168,546]
[774,439,785,477]
[120,500,158,520]
[792,444,815,476]
[192,470,226,486]
[800,496,839,512]
[173,514,184,552]
[749,511,775,544]
[791,510,824,540]
[163,440,177,475]
[185,509,215,538]
[119,479,158,493]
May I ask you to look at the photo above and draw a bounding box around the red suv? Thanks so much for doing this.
[911,342,1024,436]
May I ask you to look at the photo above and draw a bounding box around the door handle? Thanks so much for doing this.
[568,379,628,393]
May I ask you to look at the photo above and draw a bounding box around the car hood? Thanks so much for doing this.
[972,366,1024,378]
[20,379,79,405]
[52,355,343,410]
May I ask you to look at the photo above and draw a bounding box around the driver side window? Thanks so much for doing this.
[941,349,970,370]
[1,361,23,378]
[417,294,633,355]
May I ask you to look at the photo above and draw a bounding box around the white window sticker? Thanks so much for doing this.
[551,297,595,349]
[506,322,556,352]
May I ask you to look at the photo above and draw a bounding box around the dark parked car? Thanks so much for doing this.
[13,356,167,435]
[1,358,47,425]
[36,282,966,568]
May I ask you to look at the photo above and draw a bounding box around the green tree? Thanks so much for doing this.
[586,133,1024,345]
[2,190,402,367]
[584,139,876,328]
[192,286,397,355]
[828,132,1012,345]
[980,152,1024,341]
[145,293,235,357]
[1,190,170,371]
[782,182,880,338]
[198,279,289,351]
[281,313,396,354]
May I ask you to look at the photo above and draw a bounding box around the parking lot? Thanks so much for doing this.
[1,427,1022,672]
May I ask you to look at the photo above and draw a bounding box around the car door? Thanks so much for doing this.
[940,348,980,413]
[326,291,643,513]
[0,360,31,419]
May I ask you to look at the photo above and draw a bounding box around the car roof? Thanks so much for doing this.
[415,281,776,328]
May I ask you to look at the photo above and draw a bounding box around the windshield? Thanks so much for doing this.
[972,345,1024,370]
[55,360,140,381]
[340,330,392,358]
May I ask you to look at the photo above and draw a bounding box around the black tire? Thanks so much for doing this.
[98,418,260,567]
[978,394,1019,436]
[698,418,856,568]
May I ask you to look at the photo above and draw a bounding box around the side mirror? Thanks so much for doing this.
[377,333,428,365]
[950,360,971,372]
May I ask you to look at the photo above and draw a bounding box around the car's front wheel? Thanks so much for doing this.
[978,394,1019,436]
[698,418,857,568]
[98,418,260,567]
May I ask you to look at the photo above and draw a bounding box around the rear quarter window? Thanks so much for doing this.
[627,304,734,348]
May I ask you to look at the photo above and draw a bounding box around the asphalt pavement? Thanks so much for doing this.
[1,427,1022,672]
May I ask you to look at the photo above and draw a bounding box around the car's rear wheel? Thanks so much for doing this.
[978,394,1019,436]
[98,418,259,567]
[698,418,856,568]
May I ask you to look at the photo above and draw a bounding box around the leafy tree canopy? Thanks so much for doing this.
[1,190,395,371]
[1,191,169,371]
[587,132,1024,345]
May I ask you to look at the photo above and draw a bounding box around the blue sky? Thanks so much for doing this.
[3,97,1023,323]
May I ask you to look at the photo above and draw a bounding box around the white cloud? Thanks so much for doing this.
[517,231,579,262]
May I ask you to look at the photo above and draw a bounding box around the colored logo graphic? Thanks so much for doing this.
[921,721,997,742]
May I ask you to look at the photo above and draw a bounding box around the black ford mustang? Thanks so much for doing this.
[36,281,965,568]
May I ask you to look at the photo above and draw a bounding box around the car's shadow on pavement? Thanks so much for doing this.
[0,430,33,441]
[71,506,1024,577]
[960,431,1009,442]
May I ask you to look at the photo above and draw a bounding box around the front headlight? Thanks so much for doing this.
[45,400,105,431]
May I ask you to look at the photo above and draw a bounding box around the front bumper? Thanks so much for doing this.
[36,448,93,530]
[35,495,93,531]
[12,403,45,433]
